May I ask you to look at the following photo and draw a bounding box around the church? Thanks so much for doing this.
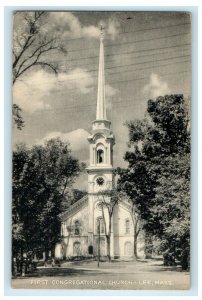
[55,28,144,260]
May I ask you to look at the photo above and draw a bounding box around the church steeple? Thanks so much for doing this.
[92,25,111,132]
[87,23,115,176]
[86,24,115,245]
[96,25,107,120]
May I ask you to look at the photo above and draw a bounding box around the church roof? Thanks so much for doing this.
[119,198,133,211]
[59,195,88,221]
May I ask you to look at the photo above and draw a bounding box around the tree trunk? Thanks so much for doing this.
[145,233,153,259]
[106,235,111,262]
[20,241,23,261]
[133,222,138,260]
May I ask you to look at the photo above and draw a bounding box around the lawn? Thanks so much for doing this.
[12,258,190,290]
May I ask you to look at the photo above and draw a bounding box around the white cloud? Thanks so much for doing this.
[105,84,118,97]
[13,70,53,114]
[60,68,94,94]
[37,128,89,153]
[46,12,120,40]
[50,12,99,39]
[13,68,94,114]
[105,84,119,109]
[143,73,170,98]
[106,19,120,40]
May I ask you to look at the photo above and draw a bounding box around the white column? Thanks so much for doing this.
[107,145,111,165]
[105,147,107,164]
[93,147,96,165]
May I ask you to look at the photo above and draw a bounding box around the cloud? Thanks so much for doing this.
[13,71,53,114]
[60,68,94,94]
[38,127,127,192]
[13,68,94,114]
[49,12,99,39]
[46,12,120,40]
[106,19,120,40]
[105,84,119,109]
[143,73,170,98]
[106,84,118,97]
[37,128,89,154]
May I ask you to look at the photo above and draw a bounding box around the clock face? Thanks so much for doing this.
[96,177,104,186]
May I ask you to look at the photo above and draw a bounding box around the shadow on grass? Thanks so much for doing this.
[16,267,110,279]
[146,267,184,272]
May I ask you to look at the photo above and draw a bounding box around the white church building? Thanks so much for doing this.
[55,29,144,260]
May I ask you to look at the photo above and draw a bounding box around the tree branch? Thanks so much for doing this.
[15,40,58,78]
[12,12,45,70]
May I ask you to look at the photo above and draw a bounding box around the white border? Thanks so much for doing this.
[1,1,201,299]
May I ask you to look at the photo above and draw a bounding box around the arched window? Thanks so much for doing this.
[73,242,81,256]
[125,219,130,234]
[88,245,93,255]
[97,217,105,234]
[97,149,104,164]
[74,220,80,235]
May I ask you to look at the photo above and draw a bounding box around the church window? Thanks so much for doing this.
[73,242,81,256]
[97,217,105,234]
[97,149,104,164]
[88,245,93,255]
[125,219,130,234]
[74,220,80,235]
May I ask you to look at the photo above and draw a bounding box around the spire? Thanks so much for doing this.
[96,25,106,120]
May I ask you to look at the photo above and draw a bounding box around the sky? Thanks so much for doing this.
[12,11,191,190]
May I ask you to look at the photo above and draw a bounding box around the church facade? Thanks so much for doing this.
[55,29,144,260]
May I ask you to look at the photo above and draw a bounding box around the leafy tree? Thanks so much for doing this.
[71,189,88,205]
[12,11,67,129]
[118,94,190,269]
[60,188,88,211]
[12,104,24,130]
[152,154,190,269]
[12,138,83,260]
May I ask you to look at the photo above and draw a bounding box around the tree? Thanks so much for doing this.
[152,153,190,268]
[12,11,66,129]
[12,104,24,130]
[97,189,119,262]
[118,94,190,269]
[128,201,143,259]
[12,138,83,260]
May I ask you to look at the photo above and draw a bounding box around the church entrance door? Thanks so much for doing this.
[100,237,106,256]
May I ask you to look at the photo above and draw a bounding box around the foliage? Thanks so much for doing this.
[72,189,88,204]
[12,11,67,129]
[12,138,83,259]
[12,104,24,130]
[118,94,190,269]
[61,188,88,211]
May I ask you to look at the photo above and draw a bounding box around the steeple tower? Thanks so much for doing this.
[87,24,115,188]
[96,25,106,120]
[86,25,116,259]
[92,26,111,132]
